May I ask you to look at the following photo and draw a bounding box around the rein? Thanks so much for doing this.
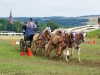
[63,33,69,45]
[70,32,85,48]
[35,32,50,45]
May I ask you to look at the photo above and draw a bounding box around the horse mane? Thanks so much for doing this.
[42,27,51,34]
[51,28,62,35]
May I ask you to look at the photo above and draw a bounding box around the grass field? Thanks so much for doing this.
[87,29,100,38]
[0,39,100,75]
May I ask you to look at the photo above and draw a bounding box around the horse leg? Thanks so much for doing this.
[35,44,41,55]
[64,47,69,62]
[55,47,58,56]
[56,46,62,57]
[47,45,53,59]
[31,41,34,49]
[77,47,81,62]
[36,47,40,55]
[45,42,50,56]
[48,46,52,59]
[69,47,75,58]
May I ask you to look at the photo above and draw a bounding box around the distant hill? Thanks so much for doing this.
[3,16,88,27]
[1,15,100,27]
[80,15,100,21]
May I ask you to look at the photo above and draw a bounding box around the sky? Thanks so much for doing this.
[0,0,100,17]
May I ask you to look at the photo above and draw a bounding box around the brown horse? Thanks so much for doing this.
[68,30,87,62]
[31,27,51,55]
[45,31,71,62]
[45,28,64,55]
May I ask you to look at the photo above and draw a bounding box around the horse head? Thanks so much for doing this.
[63,31,70,45]
[81,30,87,42]
[43,27,51,34]
[55,28,64,36]
[56,30,62,35]
[42,27,51,41]
[70,30,77,41]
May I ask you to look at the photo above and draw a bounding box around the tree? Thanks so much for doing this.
[0,18,24,32]
[46,20,60,30]
[40,22,46,30]
[0,18,8,31]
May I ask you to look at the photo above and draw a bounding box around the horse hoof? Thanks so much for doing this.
[78,60,81,63]
[67,55,70,58]
[66,60,69,63]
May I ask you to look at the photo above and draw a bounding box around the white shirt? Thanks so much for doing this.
[26,21,36,29]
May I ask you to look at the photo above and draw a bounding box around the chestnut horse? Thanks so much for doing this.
[45,31,71,62]
[31,27,51,55]
[45,28,64,54]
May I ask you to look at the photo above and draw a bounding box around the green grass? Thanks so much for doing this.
[0,39,100,75]
[87,29,100,38]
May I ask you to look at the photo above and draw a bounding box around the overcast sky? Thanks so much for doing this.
[0,0,100,17]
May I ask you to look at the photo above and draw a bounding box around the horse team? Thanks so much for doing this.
[31,27,87,62]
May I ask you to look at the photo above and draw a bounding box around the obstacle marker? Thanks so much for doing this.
[28,48,33,56]
[88,42,92,44]
[20,52,26,56]
[93,40,96,44]
[87,40,97,44]
[11,39,14,45]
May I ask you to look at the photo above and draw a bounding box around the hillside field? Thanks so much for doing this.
[0,38,100,75]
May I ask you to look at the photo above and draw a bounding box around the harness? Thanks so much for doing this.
[51,34,69,49]
[51,36,63,48]
[34,33,51,48]
[63,33,69,45]
[70,33,85,49]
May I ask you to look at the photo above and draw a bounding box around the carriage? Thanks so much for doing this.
[19,26,40,53]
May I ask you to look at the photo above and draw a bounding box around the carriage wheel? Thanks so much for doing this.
[24,42,28,53]
[20,38,24,52]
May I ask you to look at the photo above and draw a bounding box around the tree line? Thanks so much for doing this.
[0,18,63,32]
[0,18,24,32]
[6,17,88,26]
[0,17,89,33]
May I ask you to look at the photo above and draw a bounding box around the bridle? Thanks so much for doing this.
[70,30,77,42]
[81,31,86,42]
[36,29,51,44]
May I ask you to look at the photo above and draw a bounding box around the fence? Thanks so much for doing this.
[0,33,23,36]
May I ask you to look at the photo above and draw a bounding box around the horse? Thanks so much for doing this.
[45,31,71,62]
[31,27,51,55]
[45,28,64,55]
[68,30,87,62]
